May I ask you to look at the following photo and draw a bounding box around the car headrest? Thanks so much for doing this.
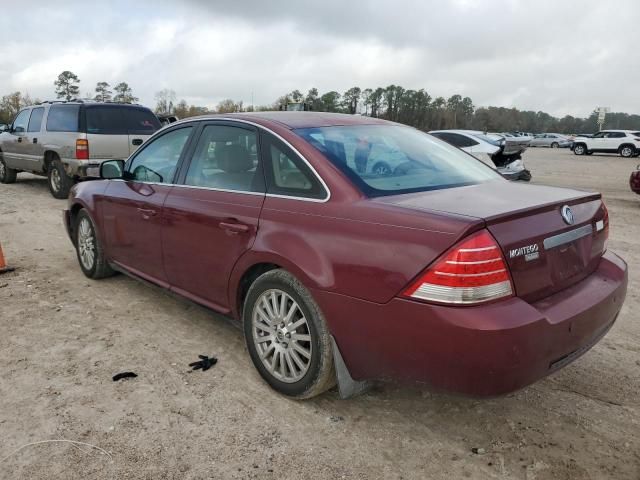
[217,144,253,173]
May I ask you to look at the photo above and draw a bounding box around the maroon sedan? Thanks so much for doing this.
[63,112,627,399]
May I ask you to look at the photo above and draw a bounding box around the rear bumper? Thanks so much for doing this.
[314,251,627,396]
[63,158,111,178]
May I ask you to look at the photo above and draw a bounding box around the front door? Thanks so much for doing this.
[162,122,265,311]
[100,125,194,285]
[1,109,32,170]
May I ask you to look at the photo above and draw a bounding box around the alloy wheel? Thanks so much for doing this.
[621,147,633,158]
[251,289,312,383]
[77,217,96,271]
[0,161,5,179]
[50,168,61,192]
[574,145,585,155]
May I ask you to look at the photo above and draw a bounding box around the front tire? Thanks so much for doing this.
[573,143,586,155]
[0,155,18,184]
[75,209,115,279]
[551,142,559,148]
[243,269,335,399]
[48,158,74,199]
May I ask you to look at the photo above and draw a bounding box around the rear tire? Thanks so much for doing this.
[0,155,18,184]
[48,157,74,199]
[243,269,335,399]
[75,209,115,280]
[620,145,635,158]
[573,143,586,155]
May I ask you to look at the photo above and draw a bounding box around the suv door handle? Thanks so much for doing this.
[137,208,157,219]
[219,221,250,234]
[33,138,38,144]
[17,137,22,143]
[132,138,143,146]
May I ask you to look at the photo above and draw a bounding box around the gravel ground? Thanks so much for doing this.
[0,148,638,479]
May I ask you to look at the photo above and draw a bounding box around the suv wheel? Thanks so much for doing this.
[573,143,586,155]
[243,269,335,399]
[75,209,115,279]
[48,158,74,199]
[0,156,18,184]
[620,145,635,158]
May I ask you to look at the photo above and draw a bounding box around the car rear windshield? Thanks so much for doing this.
[294,125,502,197]
[84,106,161,135]
[46,105,80,132]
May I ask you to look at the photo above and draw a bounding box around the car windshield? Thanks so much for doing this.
[294,125,502,197]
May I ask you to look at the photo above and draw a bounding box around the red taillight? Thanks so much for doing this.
[403,229,513,305]
[76,139,89,160]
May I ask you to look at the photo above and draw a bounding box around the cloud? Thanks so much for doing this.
[0,0,637,117]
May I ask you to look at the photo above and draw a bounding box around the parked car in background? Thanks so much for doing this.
[0,100,161,198]
[571,130,640,158]
[430,129,531,181]
[530,133,573,148]
[158,114,179,127]
[63,112,626,399]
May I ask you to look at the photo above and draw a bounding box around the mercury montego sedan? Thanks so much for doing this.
[63,112,627,399]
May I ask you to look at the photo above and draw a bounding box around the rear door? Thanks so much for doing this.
[125,108,161,155]
[162,122,265,311]
[101,125,195,285]
[84,105,131,160]
[25,107,45,170]
[83,106,160,160]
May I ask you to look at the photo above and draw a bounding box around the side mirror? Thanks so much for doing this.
[100,159,125,179]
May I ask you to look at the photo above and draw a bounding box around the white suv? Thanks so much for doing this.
[572,130,640,158]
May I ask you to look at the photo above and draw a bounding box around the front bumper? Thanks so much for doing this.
[314,251,627,396]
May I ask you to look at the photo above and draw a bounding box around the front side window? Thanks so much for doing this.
[262,135,327,199]
[295,125,501,197]
[127,127,192,183]
[27,107,45,132]
[46,105,80,132]
[12,109,31,133]
[184,124,263,192]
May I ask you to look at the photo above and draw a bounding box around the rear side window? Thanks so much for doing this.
[85,106,160,135]
[261,134,327,200]
[46,105,80,132]
[126,109,161,134]
[28,108,45,132]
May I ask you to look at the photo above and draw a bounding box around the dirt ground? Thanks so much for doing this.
[0,148,639,480]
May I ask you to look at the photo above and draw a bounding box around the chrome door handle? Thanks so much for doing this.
[219,222,249,234]
[137,208,157,219]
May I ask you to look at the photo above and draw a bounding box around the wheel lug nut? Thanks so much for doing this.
[285,333,291,339]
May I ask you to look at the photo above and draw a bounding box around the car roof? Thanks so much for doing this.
[601,129,636,133]
[173,112,391,130]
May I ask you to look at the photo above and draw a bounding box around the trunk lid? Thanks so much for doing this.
[376,181,608,302]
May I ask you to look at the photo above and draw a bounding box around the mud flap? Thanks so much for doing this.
[330,336,372,399]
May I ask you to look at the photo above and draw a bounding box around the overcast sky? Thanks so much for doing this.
[0,0,637,118]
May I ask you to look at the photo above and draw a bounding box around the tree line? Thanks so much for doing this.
[2,72,640,134]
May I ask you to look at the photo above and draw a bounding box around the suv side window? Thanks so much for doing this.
[609,132,625,138]
[46,105,80,132]
[184,124,263,192]
[261,134,327,200]
[27,107,45,133]
[127,127,193,183]
[12,109,31,133]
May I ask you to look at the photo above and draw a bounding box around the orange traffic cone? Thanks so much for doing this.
[0,242,15,274]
